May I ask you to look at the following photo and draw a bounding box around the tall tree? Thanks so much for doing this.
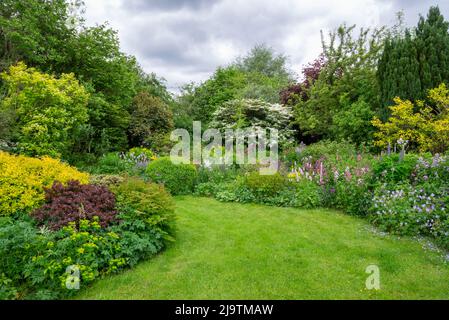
[0,0,174,158]
[293,24,385,144]
[178,45,293,129]
[129,92,174,153]
[235,44,291,80]
[416,6,449,93]
[378,6,449,113]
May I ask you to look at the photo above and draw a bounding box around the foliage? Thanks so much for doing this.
[87,148,158,176]
[210,98,294,145]
[214,180,256,204]
[0,0,173,159]
[89,153,135,175]
[179,45,293,127]
[244,172,288,198]
[0,0,77,73]
[128,147,155,160]
[32,181,118,231]
[378,6,449,110]
[200,171,321,209]
[283,140,372,173]
[0,63,89,157]
[146,157,198,195]
[234,44,292,103]
[235,44,291,80]
[0,151,89,216]
[129,92,174,152]
[370,184,449,249]
[89,174,125,188]
[0,215,166,300]
[195,182,220,197]
[289,180,321,209]
[368,153,449,249]
[188,67,247,125]
[197,165,242,185]
[297,140,358,163]
[333,178,372,217]
[0,178,175,300]
[413,154,449,190]
[111,177,175,242]
[371,154,420,185]
[72,90,130,156]
[121,147,156,170]
[172,83,197,132]
[372,83,449,153]
[294,24,385,144]
[0,181,174,300]
[0,217,47,299]
[377,30,421,115]
[280,55,326,106]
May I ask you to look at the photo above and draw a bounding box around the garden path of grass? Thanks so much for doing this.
[77,197,449,300]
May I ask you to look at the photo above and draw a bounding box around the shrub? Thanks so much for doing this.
[210,98,294,146]
[128,147,155,160]
[109,218,166,268]
[0,63,89,158]
[25,219,129,299]
[129,92,174,153]
[32,181,118,230]
[125,147,155,165]
[334,180,372,216]
[263,188,298,207]
[195,182,218,197]
[90,153,135,175]
[0,151,89,216]
[371,154,419,185]
[244,172,288,198]
[372,84,449,154]
[146,157,197,195]
[370,184,446,231]
[111,177,175,241]
[293,180,322,209]
[89,174,125,187]
[197,165,240,185]
[215,180,255,203]
[1,209,172,299]
[412,155,449,191]
[299,140,363,166]
[0,217,48,299]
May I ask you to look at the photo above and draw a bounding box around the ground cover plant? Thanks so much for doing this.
[0,153,175,300]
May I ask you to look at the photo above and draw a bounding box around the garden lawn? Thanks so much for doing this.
[76,197,449,300]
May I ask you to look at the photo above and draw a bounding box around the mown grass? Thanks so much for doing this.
[76,197,449,300]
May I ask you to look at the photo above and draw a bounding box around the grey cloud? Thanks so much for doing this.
[122,0,221,12]
[377,0,449,25]
[84,0,449,92]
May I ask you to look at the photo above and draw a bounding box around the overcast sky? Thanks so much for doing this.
[83,0,449,92]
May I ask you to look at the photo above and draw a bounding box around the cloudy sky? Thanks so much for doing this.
[83,0,448,92]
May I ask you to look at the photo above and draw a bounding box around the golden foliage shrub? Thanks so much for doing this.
[0,151,89,216]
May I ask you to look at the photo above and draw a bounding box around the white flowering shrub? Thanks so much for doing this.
[210,99,294,145]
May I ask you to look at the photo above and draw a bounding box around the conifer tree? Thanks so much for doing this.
[378,6,449,114]
[416,6,449,93]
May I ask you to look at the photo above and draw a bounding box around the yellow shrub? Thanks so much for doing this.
[372,83,449,153]
[0,151,89,216]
